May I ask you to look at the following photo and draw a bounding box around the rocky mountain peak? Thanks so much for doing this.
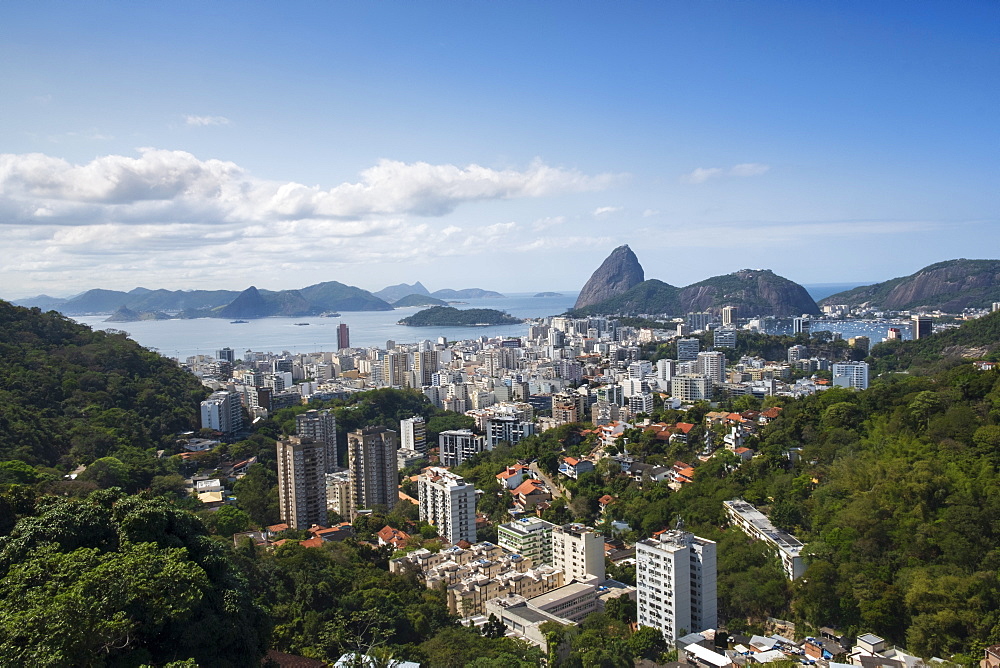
[574,245,645,309]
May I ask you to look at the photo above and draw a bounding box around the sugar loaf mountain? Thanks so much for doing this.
[570,244,820,317]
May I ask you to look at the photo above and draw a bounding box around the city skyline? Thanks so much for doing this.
[2,1,997,299]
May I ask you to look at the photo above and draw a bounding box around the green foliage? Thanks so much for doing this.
[398,306,520,327]
[0,490,268,666]
[0,301,208,468]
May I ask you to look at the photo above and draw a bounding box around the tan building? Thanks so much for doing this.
[277,436,328,530]
[348,426,399,513]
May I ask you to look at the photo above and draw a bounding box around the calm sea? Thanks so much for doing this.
[72,292,581,359]
[71,284,906,360]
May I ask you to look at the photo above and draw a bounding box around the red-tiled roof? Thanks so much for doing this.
[300,537,324,549]
[513,479,547,496]
[267,523,290,533]
[598,494,615,505]
[674,422,695,434]
[563,456,580,466]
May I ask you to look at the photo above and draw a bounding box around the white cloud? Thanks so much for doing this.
[0,149,620,296]
[593,206,622,217]
[681,163,770,184]
[642,209,660,217]
[184,115,231,126]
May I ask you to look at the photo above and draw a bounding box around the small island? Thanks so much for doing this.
[397,306,522,327]
[533,292,563,298]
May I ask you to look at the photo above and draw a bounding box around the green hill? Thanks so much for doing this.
[822,259,1000,311]
[392,293,448,307]
[397,306,521,326]
[870,308,1000,373]
[0,300,208,467]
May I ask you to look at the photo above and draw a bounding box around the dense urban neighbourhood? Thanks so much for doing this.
[1,295,999,665]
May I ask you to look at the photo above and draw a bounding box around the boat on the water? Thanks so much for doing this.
[230,320,249,324]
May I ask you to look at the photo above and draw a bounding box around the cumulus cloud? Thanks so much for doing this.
[681,163,770,184]
[184,115,231,126]
[0,149,619,296]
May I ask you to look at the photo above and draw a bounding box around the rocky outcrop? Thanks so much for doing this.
[375,282,431,303]
[572,267,818,317]
[822,259,1000,312]
[574,245,645,309]
[218,287,271,319]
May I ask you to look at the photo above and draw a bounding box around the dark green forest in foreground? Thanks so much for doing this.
[1,301,1000,665]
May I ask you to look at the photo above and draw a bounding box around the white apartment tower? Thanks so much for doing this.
[417,467,477,545]
[277,436,328,530]
[551,523,605,583]
[636,530,717,643]
[348,427,399,513]
[296,409,338,472]
[832,361,870,390]
[400,415,428,455]
[697,351,727,384]
[200,390,243,435]
[439,429,488,467]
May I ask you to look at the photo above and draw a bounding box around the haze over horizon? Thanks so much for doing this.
[2,2,997,300]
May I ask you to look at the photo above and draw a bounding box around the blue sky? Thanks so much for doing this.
[1,1,997,298]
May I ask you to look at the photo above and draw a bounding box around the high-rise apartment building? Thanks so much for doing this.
[636,530,717,643]
[200,390,243,435]
[414,350,440,386]
[832,361,869,390]
[348,427,399,513]
[336,323,350,350]
[670,374,711,402]
[216,347,235,363]
[686,312,712,331]
[498,517,556,565]
[417,467,477,545]
[697,351,727,384]
[911,315,933,340]
[793,317,811,336]
[400,415,427,455]
[677,338,700,361]
[382,352,408,387]
[551,523,605,583]
[439,429,487,467]
[787,344,809,363]
[721,306,738,327]
[713,329,736,349]
[277,436,328,530]
[296,409,338,472]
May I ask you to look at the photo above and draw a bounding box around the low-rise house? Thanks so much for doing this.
[512,479,551,512]
[496,464,529,490]
[558,457,595,479]
[377,526,411,550]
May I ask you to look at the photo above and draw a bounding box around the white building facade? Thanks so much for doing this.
[636,530,717,643]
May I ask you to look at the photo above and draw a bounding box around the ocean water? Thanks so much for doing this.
[72,292,580,360]
[71,286,908,361]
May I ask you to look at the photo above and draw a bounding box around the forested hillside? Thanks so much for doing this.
[0,301,207,468]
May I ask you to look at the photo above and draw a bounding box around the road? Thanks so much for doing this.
[529,462,572,500]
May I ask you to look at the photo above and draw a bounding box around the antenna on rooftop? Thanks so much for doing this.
[675,515,685,531]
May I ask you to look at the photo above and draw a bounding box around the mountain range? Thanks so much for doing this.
[571,246,820,317]
[15,281,504,317]
[373,282,505,303]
